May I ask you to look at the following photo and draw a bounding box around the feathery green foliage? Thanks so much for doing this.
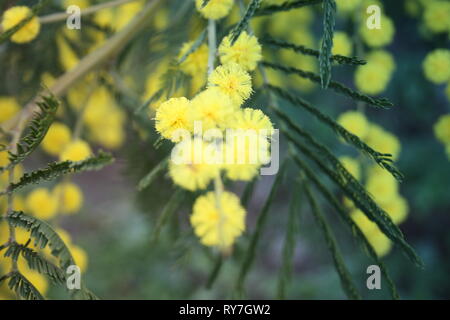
[235,161,287,297]
[319,0,336,88]
[255,0,324,16]
[303,177,361,300]
[7,151,114,193]
[277,184,300,300]
[0,0,51,44]
[1,95,58,174]
[275,119,423,267]
[261,37,366,66]
[262,62,393,108]
[201,0,212,8]
[291,152,400,299]
[7,271,45,300]
[230,0,263,44]
[4,242,66,285]
[267,84,403,181]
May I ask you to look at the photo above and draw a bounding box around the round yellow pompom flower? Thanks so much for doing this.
[2,6,41,44]
[190,191,245,248]
[208,63,252,107]
[382,195,409,225]
[359,15,395,48]
[366,50,396,75]
[332,32,352,57]
[53,182,83,214]
[195,0,234,20]
[355,63,390,95]
[434,114,450,144]
[423,49,450,84]
[336,0,362,13]
[423,1,450,34]
[155,97,193,142]
[0,97,20,123]
[368,231,392,257]
[41,122,72,156]
[190,88,235,131]
[70,244,88,272]
[218,31,262,71]
[169,138,221,191]
[366,169,399,205]
[26,188,58,220]
[60,140,92,162]
[337,111,369,140]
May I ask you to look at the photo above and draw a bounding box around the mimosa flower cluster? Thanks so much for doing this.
[152,2,271,250]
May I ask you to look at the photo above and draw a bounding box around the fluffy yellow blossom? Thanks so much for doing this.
[355,63,390,95]
[208,63,252,106]
[366,168,399,205]
[360,15,395,48]
[0,97,20,123]
[336,0,362,13]
[195,0,234,20]
[190,88,235,131]
[365,124,401,160]
[366,50,396,75]
[1,6,41,43]
[41,122,72,156]
[434,114,450,144]
[332,32,352,57]
[218,31,262,71]
[53,182,83,214]
[70,245,88,272]
[423,1,450,34]
[382,195,409,225]
[179,42,209,76]
[423,49,450,84]
[337,111,369,140]
[368,231,392,257]
[60,140,92,162]
[56,35,79,72]
[63,0,90,9]
[169,138,221,191]
[190,191,245,248]
[339,156,361,181]
[155,97,193,142]
[26,188,58,220]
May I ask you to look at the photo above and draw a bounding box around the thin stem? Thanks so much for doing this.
[39,0,138,24]
[207,19,216,76]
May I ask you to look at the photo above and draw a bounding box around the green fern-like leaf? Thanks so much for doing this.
[262,62,393,108]
[261,37,366,66]
[0,94,59,174]
[319,0,336,88]
[303,177,361,300]
[4,242,66,285]
[292,152,400,299]
[255,0,323,16]
[268,85,403,181]
[230,0,263,44]
[8,272,44,300]
[7,151,114,193]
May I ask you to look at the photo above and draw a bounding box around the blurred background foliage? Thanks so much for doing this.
[1,0,450,299]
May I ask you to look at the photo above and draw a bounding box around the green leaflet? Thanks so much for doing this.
[303,177,361,300]
[291,152,400,299]
[6,151,114,194]
[262,61,393,109]
[230,0,263,44]
[261,37,366,66]
[267,85,403,181]
[235,161,287,298]
[319,0,336,88]
[255,0,324,16]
